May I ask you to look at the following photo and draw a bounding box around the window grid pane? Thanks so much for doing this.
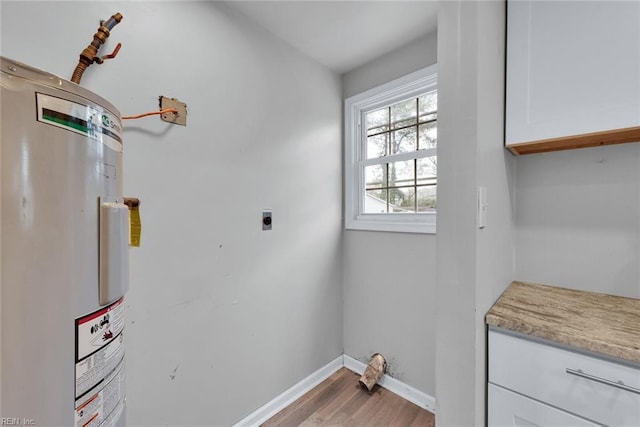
[367,133,388,159]
[364,165,437,213]
[366,108,388,137]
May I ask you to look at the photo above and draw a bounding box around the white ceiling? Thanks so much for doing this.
[223,1,439,74]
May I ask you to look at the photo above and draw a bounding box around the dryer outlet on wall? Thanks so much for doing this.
[262,210,272,231]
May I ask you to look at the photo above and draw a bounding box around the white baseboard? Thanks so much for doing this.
[232,355,343,427]
[233,354,436,426]
[343,354,436,414]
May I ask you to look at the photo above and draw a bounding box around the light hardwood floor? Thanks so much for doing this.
[261,368,435,426]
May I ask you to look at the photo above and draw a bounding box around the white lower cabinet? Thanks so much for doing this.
[488,328,640,426]
[488,384,598,427]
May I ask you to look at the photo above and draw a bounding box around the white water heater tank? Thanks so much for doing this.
[1,57,128,427]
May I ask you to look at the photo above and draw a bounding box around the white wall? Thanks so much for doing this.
[515,144,640,298]
[473,2,515,425]
[435,1,513,425]
[1,2,343,425]
[342,32,438,396]
[342,31,437,99]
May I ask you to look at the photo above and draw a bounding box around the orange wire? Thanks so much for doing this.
[121,108,178,120]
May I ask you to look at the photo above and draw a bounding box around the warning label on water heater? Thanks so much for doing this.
[75,297,125,400]
[36,92,123,153]
[74,362,125,427]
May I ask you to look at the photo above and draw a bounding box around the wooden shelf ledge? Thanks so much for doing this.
[506,126,640,155]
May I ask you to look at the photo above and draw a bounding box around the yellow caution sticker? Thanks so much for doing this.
[129,206,141,247]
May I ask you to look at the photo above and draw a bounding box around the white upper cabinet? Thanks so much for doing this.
[506,0,640,154]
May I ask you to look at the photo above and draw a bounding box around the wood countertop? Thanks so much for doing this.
[486,281,640,365]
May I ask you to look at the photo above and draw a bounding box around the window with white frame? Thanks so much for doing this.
[345,65,437,233]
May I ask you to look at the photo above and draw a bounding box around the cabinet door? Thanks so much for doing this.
[488,384,599,427]
[506,0,640,146]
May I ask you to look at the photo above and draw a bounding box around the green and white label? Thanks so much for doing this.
[36,93,123,152]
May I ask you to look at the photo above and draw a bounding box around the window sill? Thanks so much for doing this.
[345,215,436,234]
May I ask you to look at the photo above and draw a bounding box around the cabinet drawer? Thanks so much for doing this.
[489,329,640,426]
[489,384,598,427]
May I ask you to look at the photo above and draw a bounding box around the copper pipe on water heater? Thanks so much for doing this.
[71,12,123,84]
